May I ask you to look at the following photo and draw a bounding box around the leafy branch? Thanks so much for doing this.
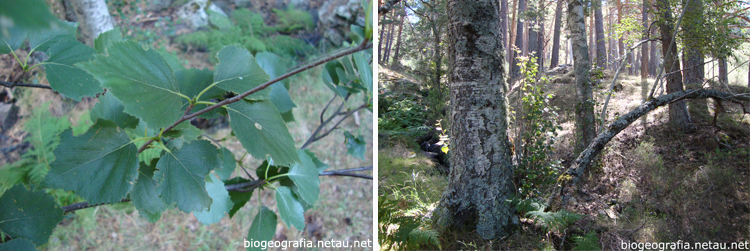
[136,40,373,154]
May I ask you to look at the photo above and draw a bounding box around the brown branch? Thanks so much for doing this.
[547,89,750,210]
[138,41,373,154]
[0,81,52,89]
[62,165,376,214]
[379,0,403,14]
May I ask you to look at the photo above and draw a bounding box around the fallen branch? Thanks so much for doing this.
[547,89,750,210]
[0,81,52,89]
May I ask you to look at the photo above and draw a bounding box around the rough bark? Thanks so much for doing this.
[433,0,517,240]
[501,0,509,63]
[548,89,750,209]
[568,0,596,155]
[62,0,78,22]
[594,1,607,68]
[641,0,649,81]
[550,0,564,68]
[589,14,595,64]
[72,0,114,46]
[649,38,658,77]
[511,0,527,78]
[391,5,405,67]
[656,0,695,132]
[682,0,706,117]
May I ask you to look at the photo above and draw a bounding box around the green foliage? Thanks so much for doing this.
[0,103,68,196]
[175,8,316,61]
[513,56,563,198]
[378,193,440,250]
[0,185,63,246]
[573,232,602,250]
[247,206,277,251]
[378,97,426,133]
[344,131,367,160]
[509,197,582,233]
[272,6,314,33]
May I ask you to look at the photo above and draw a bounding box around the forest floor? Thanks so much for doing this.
[378,64,750,250]
[0,2,372,250]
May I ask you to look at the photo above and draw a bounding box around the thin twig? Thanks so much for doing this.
[0,81,52,89]
[138,41,372,154]
[61,165,373,214]
[302,94,350,149]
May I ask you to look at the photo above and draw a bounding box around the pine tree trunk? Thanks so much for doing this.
[434,0,517,240]
[649,38,657,77]
[589,14,595,64]
[682,0,706,117]
[594,1,606,68]
[384,11,396,63]
[509,0,519,68]
[538,14,545,73]
[528,1,539,62]
[618,0,625,71]
[391,5,405,67]
[378,14,387,63]
[656,0,695,132]
[719,56,728,85]
[72,0,114,46]
[550,0,563,68]
[501,0,509,63]
[511,0,527,78]
[641,0,649,81]
[569,0,596,155]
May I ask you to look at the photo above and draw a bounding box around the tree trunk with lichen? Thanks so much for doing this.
[72,0,114,46]
[433,0,517,240]
[568,0,596,155]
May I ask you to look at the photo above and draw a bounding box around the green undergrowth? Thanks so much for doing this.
[174,7,315,61]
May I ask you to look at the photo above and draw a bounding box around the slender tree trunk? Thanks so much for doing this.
[511,0,528,78]
[528,1,539,63]
[588,15,596,64]
[501,0,509,64]
[649,38,657,77]
[432,24,443,91]
[72,0,114,46]
[568,0,596,154]
[550,0,564,68]
[434,0,516,240]
[594,1,606,68]
[608,9,616,69]
[618,0,625,71]
[656,0,695,132]
[625,0,634,75]
[391,5,405,67]
[682,0,706,117]
[538,13,545,73]
[384,11,396,63]
[378,14,387,63]
[641,0,649,81]
[509,0,519,67]
[718,56,728,85]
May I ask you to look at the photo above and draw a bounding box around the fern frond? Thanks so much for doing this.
[573,232,601,250]
[525,209,582,233]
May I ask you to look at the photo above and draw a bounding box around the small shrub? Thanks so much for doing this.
[272,6,314,33]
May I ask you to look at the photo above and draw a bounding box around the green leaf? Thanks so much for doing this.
[91,93,139,129]
[153,140,221,213]
[0,238,39,251]
[287,150,320,205]
[227,99,299,167]
[93,28,123,55]
[215,147,236,180]
[246,206,277,251]
[275,186,305,231]
[0,185,63,246]
[138,208,162,223]
[43,119,138,205]
[214,45,270,99]
[364,0,373,40]
[353,51,372,94]
[302,149,330,173]
[175,68,224,118]
[321,65,348,98]
[255,160,287,180]
[0,0,65,40]
[344,131,366,160]
[76,41,184,129]
[131,162,168,217]
[43,39,101,101]
[278,178,313,211]
[256,52,296,113]
[28,22,76,53]
[224,177,253,218]
[0,28,25,55]
[194,175,233,225]
[161,120,202,143]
